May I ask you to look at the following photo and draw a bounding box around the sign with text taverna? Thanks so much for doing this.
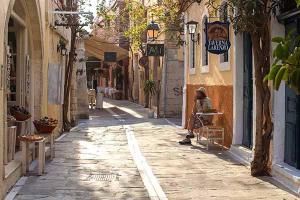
[205,21,231,55]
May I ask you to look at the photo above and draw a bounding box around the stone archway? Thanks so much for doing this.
[3,0,44,119]
[21,0,44,119]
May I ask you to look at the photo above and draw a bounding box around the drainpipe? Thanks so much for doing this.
[182,13,188,127]
[163,46,167,117]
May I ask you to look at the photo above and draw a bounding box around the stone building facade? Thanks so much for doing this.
[0,0,73,198]
[75,38,89,119]
[128,0,184,117]
[183,0,234,147]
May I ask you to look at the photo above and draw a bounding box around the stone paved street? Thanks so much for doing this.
[13,99,299,200]
[14,106,149,200]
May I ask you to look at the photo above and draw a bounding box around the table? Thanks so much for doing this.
[37,133,55,160]
[21,138,45,176]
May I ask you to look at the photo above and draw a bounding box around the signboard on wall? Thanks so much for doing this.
[48,63,64,104]
[205,21,231,54]
[104,52,117,62]
[139,56,149,66]
[146,44,164,56]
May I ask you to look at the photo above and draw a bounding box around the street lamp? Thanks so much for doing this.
[57,40,67,56]
[186,20,200,43]
[147,19,160,41]
[186,20,200,69]
[61,47,67,56]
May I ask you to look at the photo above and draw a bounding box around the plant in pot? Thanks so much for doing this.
[7,115,16,127]
[144,80,157,118]
[33,117,58,134]
[10,106,31,121]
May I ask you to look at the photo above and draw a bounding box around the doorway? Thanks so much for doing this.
[242,32,253,149]
[284,19,300,169]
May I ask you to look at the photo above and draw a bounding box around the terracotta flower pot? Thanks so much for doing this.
[10,109,31,121]
[33,121,56,134]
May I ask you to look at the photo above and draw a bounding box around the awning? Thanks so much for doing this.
[84,36,128,61]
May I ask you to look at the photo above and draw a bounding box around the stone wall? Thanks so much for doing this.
[75,40,89,119]
[160,34,184,117]
[0,0,71,198]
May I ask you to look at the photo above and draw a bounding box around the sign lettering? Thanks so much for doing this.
[205,21,231,54]
[146,44,164,56]
[104,52,117,62]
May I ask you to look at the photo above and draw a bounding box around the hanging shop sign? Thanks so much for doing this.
[139,56,149,66]
[205,21,231,54]
[104,52,117,62]
[146,44,164,56]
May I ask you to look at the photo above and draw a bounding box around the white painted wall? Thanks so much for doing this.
[271,15,286,164]
[269,15,300,195]
[232,33,244,145]
[182,14,188,127]
[273,84,286,164]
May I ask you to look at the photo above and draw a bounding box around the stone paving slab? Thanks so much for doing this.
[14,109,149,200]
[12,99,300,200]
[106,99,299,200]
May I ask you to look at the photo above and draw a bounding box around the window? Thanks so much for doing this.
[189,36,195,69]
[220,2,229,63]
[202,16,208,66]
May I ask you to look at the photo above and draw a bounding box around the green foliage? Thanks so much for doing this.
[266,32,300,93]
[95,0,199,52]
[144,80,157,97]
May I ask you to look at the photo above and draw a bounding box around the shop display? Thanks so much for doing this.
[10,106,31,121]
[33,117,58,134]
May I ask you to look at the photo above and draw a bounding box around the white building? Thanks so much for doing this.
[230,1,300,194]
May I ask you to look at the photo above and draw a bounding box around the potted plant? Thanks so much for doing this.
[33,117,58,134]
[144,80,157,118]
[7,115,16,127]
[10,106,31,121]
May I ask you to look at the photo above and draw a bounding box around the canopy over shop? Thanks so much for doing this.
[84,36,129,100]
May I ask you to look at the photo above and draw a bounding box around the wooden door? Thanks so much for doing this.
[242,32,253,149]
[284,86,300,168]
[284,19,300,168]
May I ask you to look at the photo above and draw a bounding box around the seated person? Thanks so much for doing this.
[179,87,212,145]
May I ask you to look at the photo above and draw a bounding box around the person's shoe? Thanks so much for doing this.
[186,131,195,139]
[179,138,192,145]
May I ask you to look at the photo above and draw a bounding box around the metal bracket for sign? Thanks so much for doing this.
[50,11,93,15]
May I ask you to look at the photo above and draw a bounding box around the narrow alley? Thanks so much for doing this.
[12,99,298,200]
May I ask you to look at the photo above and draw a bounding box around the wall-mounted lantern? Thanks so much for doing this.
[186,20,200,44]
[146,17,160,41]
[57,39,67,56]
[186,20,200,69]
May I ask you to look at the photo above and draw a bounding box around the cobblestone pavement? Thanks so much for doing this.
[13,98,299,200]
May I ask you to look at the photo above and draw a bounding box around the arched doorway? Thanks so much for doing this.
[3,0,43,119]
